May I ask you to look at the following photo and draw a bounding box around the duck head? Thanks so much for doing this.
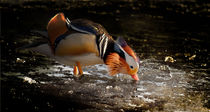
[105,37,140,81]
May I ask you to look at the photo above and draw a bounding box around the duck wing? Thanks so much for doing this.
[66,18,108,36]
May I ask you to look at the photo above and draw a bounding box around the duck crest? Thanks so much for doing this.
[123,45,138,62]
[115,37,139,62]
[47,13,68,52]
[115,36,127,47]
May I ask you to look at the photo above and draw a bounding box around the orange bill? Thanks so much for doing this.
[131,74,139,81]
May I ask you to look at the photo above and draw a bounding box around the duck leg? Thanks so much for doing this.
[76,62,83,75]
[73,66,79,75]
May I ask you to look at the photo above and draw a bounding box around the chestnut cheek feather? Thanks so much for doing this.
[106,53,120,75]
[119,58,130,74]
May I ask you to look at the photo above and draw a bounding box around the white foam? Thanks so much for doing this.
[137,95,155,103]
[46,73,66,77]
[19,76,36,84]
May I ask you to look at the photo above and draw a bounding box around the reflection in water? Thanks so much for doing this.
[1,0,209,111]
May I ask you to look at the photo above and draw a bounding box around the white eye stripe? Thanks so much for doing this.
[123,50,138,69]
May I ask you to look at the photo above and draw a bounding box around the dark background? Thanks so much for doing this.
[0,0,209,112]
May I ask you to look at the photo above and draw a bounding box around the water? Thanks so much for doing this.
[1,0,209,112]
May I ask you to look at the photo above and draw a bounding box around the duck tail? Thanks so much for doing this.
[17,42,53,57]
[17,30,53,57]
[30,30,48,39]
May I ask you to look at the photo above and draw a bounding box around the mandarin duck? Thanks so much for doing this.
[29,13,140,80]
